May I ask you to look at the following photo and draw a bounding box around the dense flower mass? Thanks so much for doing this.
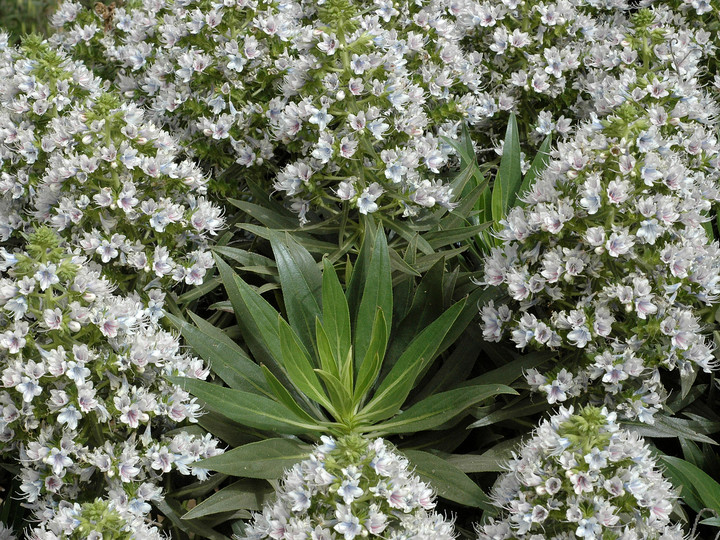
[241,434,456,540]
[50,0,509,221]
[0,35,223,291]
[0,228,222,523]
[27,498,163,540]
[480,9,720,422]
[477,406,686,540]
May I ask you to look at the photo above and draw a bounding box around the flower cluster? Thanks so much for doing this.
[0,228,222,522]
[241,434,456,540]
[0,35,223,291]
[477,406,686,540]
[51,0,503,222]
[480,9,720,421]
[27,498,162,540]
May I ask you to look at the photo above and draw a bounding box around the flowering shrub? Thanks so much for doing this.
[50,0,502,222]
[477,406,686,540]
[480,9,720,421]
[241,434,456,540]
[0,228,222,524]
[0,35,223,291]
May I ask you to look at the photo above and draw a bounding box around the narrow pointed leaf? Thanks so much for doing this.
[261,365,323,424]
[196,438,312,478]
[354,228,392,367]
[373,385,516,435]
[321,258,352,364]
[270,233,322,349]
[315,369,352,417]
[166,312,268,396]
[169,377,323,435]
[214,255,283,372]
[182,480,274,519]
[315,318,339,377]
[278,319,334,413]
[359,299,465,423]
[660,456,720,514]
[354,309,387,404]
[403,450,492,509]
[494,112,522,220]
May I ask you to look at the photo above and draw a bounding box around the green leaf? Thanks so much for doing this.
[468,398,550,429]
[261,365,321,424]
[197,438,312,478]
[211,246,277,274]
[701,517,720,527]
[166,313,268,396]
[170,377,324,435]
[346,217,377,323]
[517,133,551,206]
[182,480,273,519]
[315,318,339,377]
[354,309,388,405]
[354,228,393,368]
[315,368,353,417]
[214,255,283,373]
[154,499,230,540]
[321,258,352,366]
[492,113,522,222]
[380,216,434,255]
[624,415,718,445]
[660,456,720,514]
[402,450,492,509]
[372,385,517,435]
[228,198,299,230]
[278,319,335,414]
[270,232,322,350]
[359,299,465,423]
[445,438,521,473]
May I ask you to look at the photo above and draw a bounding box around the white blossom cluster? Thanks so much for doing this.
[477,406,686,540]
[449,0,634,143]
[480,8,720,422]
[27,497,163,540]
[0,35,224,290]
[0,227,222,524]
[50,0,503,222]
[240,434,456,540]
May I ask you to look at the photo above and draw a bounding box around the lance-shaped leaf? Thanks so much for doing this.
[358,299,465,424]
[166,312,268,396]
[270,232,322,349]
[278,318,335,414]
[660,456,720,515]
[354,228,392,367]
[353,308,387,405]
[372,384,517,435]
[196,438,312,478]
[491,113,522,223]
[321,257,351,366]
[169,377,324,435]
[182,480,274,519]
[214,255,283,373]
[403,450,492,509]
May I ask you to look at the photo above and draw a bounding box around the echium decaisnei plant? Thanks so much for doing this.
[477,406,688,540]
[240,435,456,540]
[52,0,493,222]
[170,226,513,535]
[0,228,222,526]
[480,9,720,422]
[0,34,224,292]
[27,498,163,540]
